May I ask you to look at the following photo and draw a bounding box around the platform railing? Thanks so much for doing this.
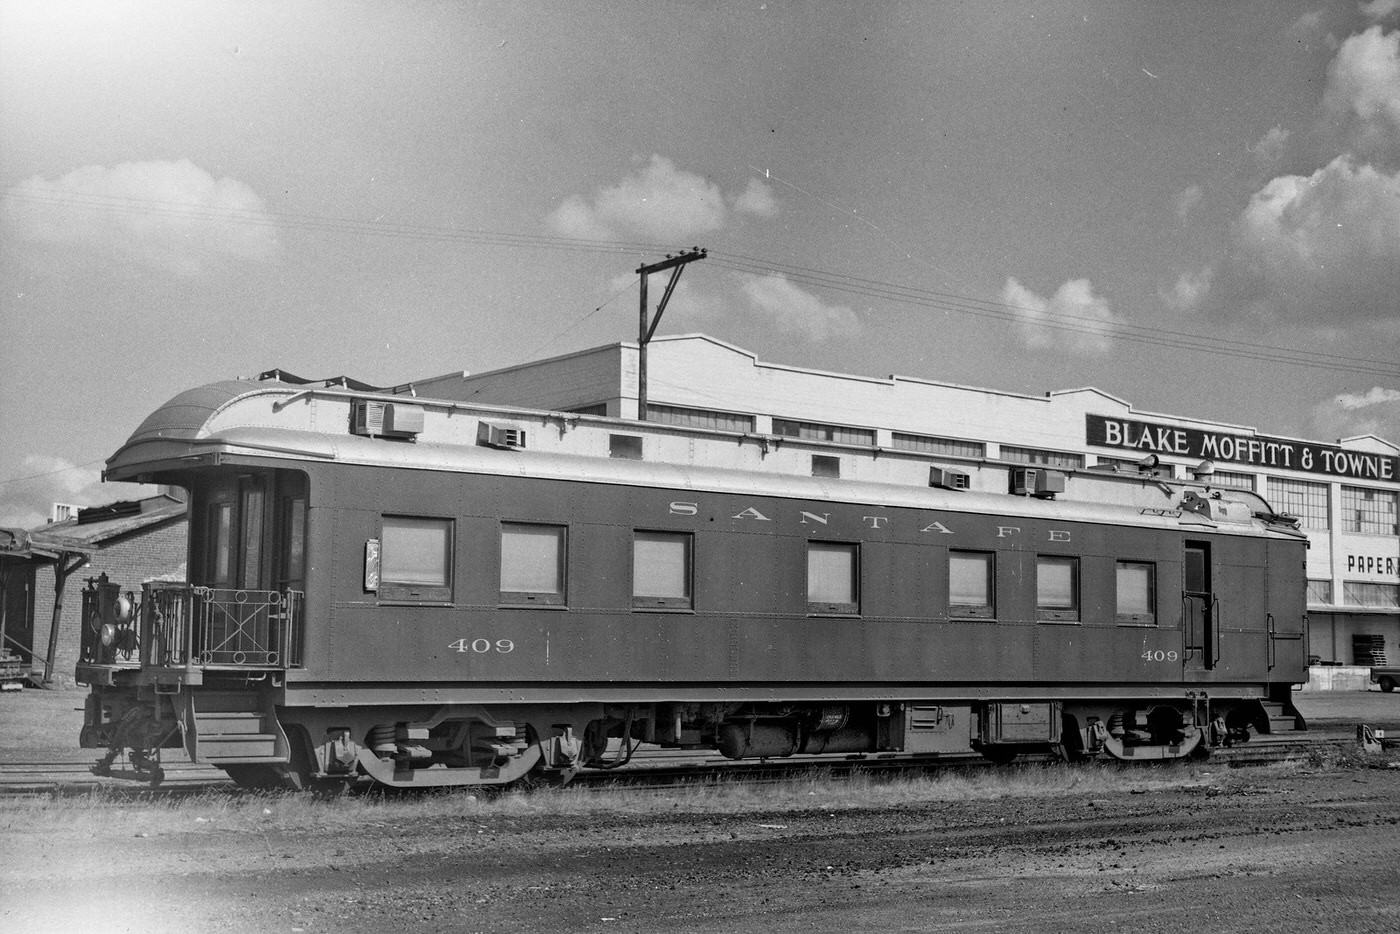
[141,583,304,669]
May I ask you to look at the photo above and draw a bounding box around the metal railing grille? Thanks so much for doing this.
[142,583,304,669]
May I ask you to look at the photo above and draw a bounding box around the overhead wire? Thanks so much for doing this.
[1,188,664,258]
[0,458,109,488]
[705,250,1400,380]
[3,187,1398,491]
[520,275,641,362]
[6,187,1400,381]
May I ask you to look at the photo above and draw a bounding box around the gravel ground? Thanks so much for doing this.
[3,686,1399,934]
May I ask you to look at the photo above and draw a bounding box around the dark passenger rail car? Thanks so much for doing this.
[78,379,1309,788]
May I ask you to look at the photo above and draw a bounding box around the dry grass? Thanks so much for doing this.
[0,758,1297,840]
[3,687,1373,840]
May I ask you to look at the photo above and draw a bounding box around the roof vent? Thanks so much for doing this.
[478,421,527,450]
[352,400,424,439]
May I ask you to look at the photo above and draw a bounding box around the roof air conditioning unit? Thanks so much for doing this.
[1011,468,1065,498]
[352,400,424,439]
[477,421,527,450]
[929,466,970,491]
[1036,470,1067,497]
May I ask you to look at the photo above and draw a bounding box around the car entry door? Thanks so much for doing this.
[1183,542,1214,671]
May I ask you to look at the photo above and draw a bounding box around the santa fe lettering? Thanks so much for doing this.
[666,502,1071,541]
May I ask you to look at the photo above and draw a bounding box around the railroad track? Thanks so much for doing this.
[571,732,1383,791]
[0,757,226,797]
[0,729,1386,798]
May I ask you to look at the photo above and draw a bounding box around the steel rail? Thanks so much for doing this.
[0,730,1384,799]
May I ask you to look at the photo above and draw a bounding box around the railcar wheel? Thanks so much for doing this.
[1050,742,1092,764]
[509,728,579,790]
[1224,708,1259,743]
[1379,676,1396,693]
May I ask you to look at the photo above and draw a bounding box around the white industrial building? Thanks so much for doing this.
[408,334,1400,673]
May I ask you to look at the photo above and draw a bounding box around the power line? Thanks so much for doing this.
[705,251,1400,380]
[520,276,640,362]
[0,458,107,488]
[2,188,664,258]
[8,187,1399,381]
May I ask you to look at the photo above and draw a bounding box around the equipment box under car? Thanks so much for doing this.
[982,702,1061,744]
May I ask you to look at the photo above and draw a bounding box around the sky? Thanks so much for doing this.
[2,0,1399,529]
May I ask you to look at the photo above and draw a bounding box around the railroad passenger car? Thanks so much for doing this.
[77,376,1310,788]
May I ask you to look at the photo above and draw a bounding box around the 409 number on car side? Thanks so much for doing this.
[449,638,516,654]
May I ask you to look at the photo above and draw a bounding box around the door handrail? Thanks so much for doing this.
[1211,594,1221,668]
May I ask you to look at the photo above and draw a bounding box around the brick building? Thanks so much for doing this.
[0,494,186,686]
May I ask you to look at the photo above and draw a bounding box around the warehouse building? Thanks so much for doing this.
[407,333,1400,674]
[0,494,187,686]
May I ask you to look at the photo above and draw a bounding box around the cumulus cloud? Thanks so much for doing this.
[0,455,150,530]
[1287,10,1327,40]
[1000,277,1120,356]
[548,155,727,241]
[1185,25,1400,326]
[618,264,851,343]
[1159,267,1214,312]
[0,159,279,276]
[1250,126,1291,168]
[1174,185,1203,223]
[1321,25,1400,168]
[1338,386,1400,409]
[610,271,727,328]
[733,178,779,218]
[548,156,779,242]
[659,279,728,326]
[1221,155,1400,321]
[1309,386,1400,443]
[1361,1,1400,23]
[740,273,859,341]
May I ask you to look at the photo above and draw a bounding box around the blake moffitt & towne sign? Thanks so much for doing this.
[1086,415,1398,481]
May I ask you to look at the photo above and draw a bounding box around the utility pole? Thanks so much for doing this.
[636,247,707,421]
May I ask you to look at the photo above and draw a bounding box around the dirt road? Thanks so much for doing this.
[3,687,1399,933]
[4,759,1399,933]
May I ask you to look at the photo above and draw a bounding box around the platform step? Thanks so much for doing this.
[1261,701,1304,733]
[192,702,282,761]
[198,733,280,760]
[195,711,268,734]
[192,691,270,712]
